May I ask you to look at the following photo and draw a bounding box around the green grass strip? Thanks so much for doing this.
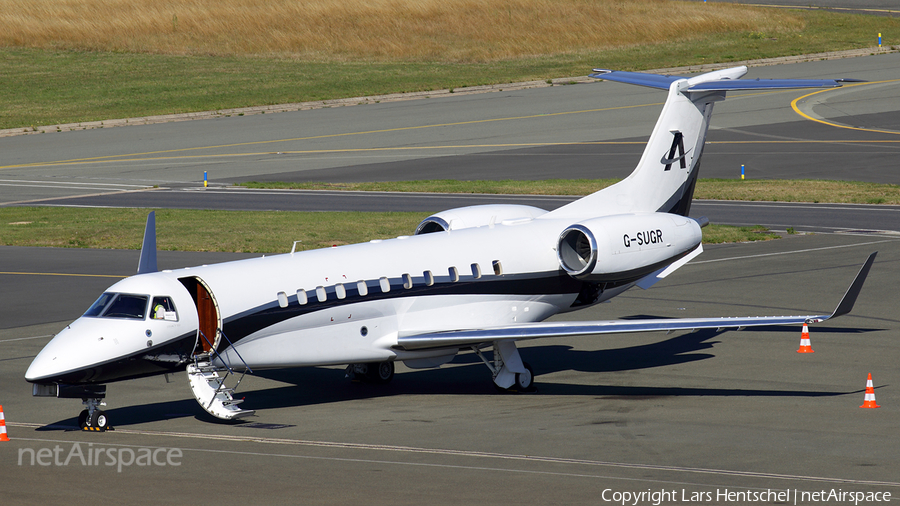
[241,179,900,205]
[0,207,778,253]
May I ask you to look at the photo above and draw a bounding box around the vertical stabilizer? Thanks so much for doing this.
[137,211,157,274]
[612,80,722,216]
[546,67,849,220]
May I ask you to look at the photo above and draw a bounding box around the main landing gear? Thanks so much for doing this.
[346,361,395,384]
[346,343,536,393]
[79,397,112,432]
[474,340,536,393]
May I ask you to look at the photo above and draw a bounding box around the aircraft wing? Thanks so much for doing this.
[395,252,876,351]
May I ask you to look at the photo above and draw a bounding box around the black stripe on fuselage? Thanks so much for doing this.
[221,271,584,348]
[28,331,197,386]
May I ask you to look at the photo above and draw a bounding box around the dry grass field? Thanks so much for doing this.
[1,0,804,61]
[1,1,895,129]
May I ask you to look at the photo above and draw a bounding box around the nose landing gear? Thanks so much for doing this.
[33,384,113,432]
[80,398,112,432]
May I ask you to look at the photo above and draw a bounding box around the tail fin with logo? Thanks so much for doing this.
[547,66,856,220]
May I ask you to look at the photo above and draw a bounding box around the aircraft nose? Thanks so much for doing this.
[25,326,78,383]
[25,348,56,383]
[24,318,105,384]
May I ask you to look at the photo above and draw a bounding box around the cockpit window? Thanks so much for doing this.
[84,293,115,317]
[151,296,178,321]
[83,293,149,320]
[103,294,149,319]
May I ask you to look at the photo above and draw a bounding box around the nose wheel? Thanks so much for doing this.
[79,398,113,432]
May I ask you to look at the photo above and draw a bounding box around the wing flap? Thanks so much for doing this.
[395,315,820,351]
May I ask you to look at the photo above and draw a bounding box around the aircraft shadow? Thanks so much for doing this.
[240,327,866,412]
[35,325,876,429]
[37,398,213,431]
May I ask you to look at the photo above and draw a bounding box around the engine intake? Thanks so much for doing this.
[557,213,702,282]
[415,204,548,235]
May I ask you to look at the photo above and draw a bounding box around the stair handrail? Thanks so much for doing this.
[197,329,234,376]
[217,328,254,374]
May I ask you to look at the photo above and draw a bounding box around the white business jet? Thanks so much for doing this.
[25,66,876,431]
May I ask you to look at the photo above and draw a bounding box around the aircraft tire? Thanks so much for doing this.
[90,410,109,432]
[365,361,394,384]
[78,409,89,429]
[515,362,535,391]
[495,362,536,393]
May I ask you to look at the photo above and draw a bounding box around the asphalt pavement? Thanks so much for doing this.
[3,53,899,238]
[1,233,898,504]
[2,51,900,505]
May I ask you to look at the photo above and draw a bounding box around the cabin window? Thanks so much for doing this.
[492,260,503,276]
[471,263,482,279]
[86,293,149,320]
[335,283,347,299]
[276,291,289,308]
[449,266,459,283]
[316,286,327,302]
[297,289,308,305]
[357,280,368,296]
[402,273,413,289]
[423,270,434,286]
[379,277,390,293]
[151,296,179,321]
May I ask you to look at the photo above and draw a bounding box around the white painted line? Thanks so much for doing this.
[193,189,574,200]
[0,183,144,191]
[0,179,149,188]
[691,239,897,265]
[0,335,53,343]
[11,433,900,488]
[693,201,900,212]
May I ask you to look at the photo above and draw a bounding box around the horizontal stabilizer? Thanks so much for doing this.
[687,79,850,92]
[589,69,681,90]
[396,253,876,351]
[590,68,858,92]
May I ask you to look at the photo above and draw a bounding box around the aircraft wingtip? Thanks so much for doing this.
[829,251,877,320]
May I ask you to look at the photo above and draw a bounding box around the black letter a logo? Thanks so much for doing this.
[660,131,689,171]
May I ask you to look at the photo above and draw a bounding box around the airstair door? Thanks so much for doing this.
[179,277,222,355]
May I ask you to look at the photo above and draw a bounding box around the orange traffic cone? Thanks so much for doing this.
[796,323,814,353]
[0,405,9,441]
[860,373,881,409]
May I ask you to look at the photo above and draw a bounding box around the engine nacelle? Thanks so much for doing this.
[415,204,548,235]
[557,213,702,282]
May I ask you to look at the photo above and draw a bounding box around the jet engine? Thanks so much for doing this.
[557,213,702,282]
[415,204,548,235]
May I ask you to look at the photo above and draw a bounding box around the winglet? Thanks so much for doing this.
[136,211,158,274]
[827,252,877,320]
[809,252,877,323]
